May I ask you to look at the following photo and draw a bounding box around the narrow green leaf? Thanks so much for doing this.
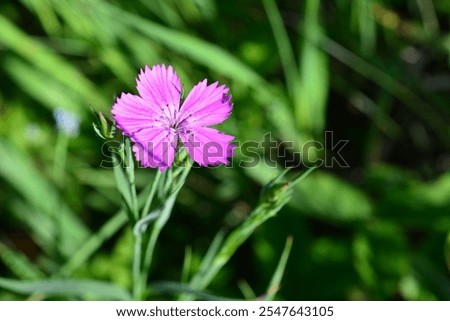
[181,246,193,284]
[297,0,329,135]
[316,34,449,145]
[191,230,225,285]
[0,242,46,280]
[20,0,62,35]
[187,169,315,296]
[353,233,376,288]
[112,146,134,220]
[265,236,293,300]
[262,0,298,98]
[237,280,257,300]
[98,1,267,90]
[0,14,107,114]
[352,0,376,54]
[417,0,440,36]
[140,162,193,297]
[4,57,83,114]
[0,138,90,258]
[0,277,132,300]
[9,201,55,256]
[151,281,239,301]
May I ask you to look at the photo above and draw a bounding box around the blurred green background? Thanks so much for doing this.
[0,0,449,300]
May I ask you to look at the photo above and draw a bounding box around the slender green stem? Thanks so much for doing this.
[176,160,193,188]
[140,162,192,296]
[122,137,144,299]
[129,153,193,300]
[141,171,162,218]
[125,138,139,221]
[112,144,135,224]
[132,233,143,300]
[140,194,177,294]
[163,167,174,196]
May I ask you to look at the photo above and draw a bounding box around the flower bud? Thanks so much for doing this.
[92,111,115,139]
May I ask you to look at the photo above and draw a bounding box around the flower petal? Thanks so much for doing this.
[132,127,177,170]
[179,127,235,166]
[136,64,182,120]
[178,80,232,127]
[112,93,164,136]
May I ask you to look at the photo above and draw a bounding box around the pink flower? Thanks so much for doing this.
[112,64,235,170]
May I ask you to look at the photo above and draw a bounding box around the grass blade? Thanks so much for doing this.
[0,138,90,258]
[352,0,376,54]
[151,281,239,301]
[0,242,46,280]
[187,168,315,296]
[297,0,329,135]
[0,277,132,300]
[238,280,257,300]
[181,246,193,284]
[4,57,83,114]
[98,1,267,90]
[316,33,449,146]
[193,230,226,283]
[0,14,107,114]
[262,0,298,98]
[265,236,293,300]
